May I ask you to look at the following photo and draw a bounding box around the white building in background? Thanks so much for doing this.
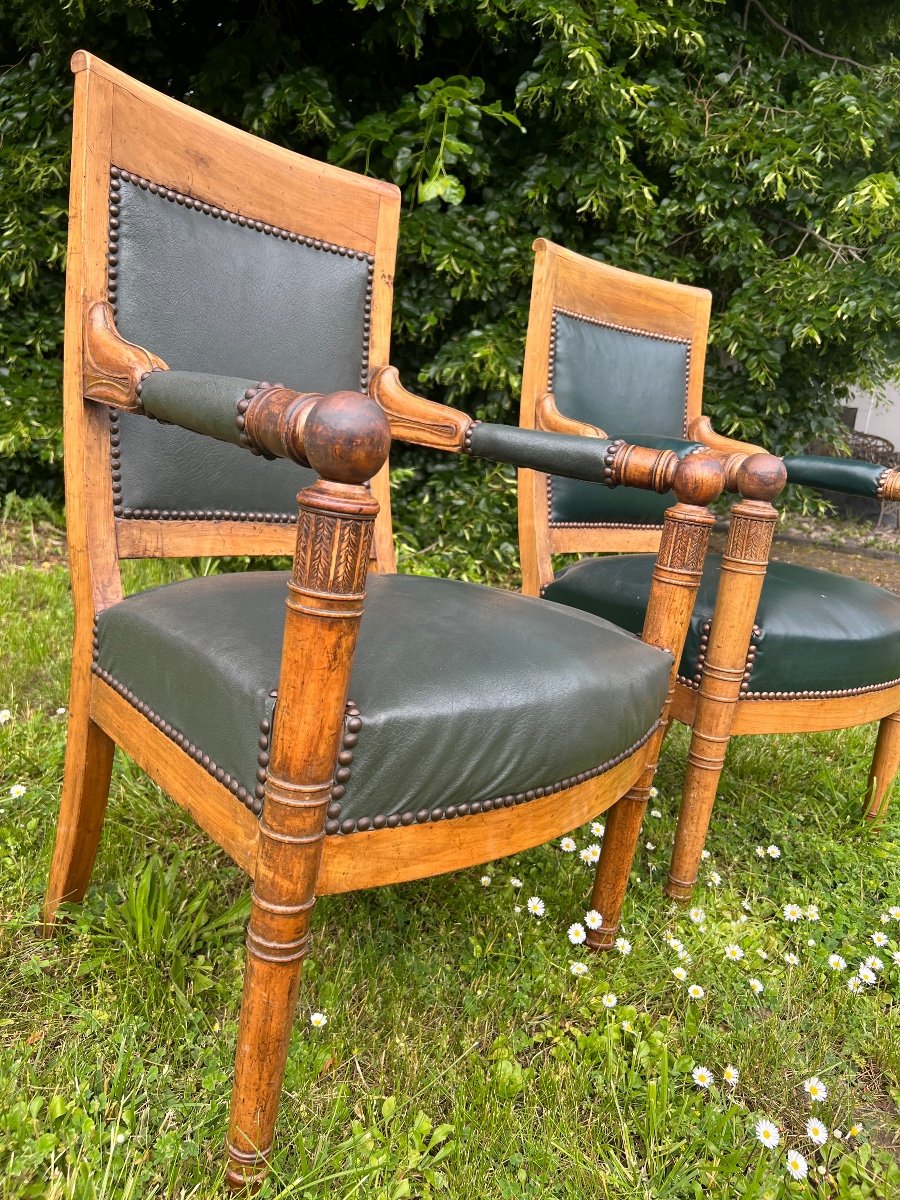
[846,382,900,449]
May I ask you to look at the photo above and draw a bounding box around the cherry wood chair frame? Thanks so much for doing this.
[518,239,900,907]
[44,56,725,1189]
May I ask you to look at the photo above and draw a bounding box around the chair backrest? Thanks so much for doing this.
[518,239,711,590]
[65,53,400,621]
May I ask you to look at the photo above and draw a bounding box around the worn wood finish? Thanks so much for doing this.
[730,684,900,736]
[589,470,719,947]
[867,711,900,821]
[369,365,473,451]
[665,459,785,901]
[226,473,382,1188]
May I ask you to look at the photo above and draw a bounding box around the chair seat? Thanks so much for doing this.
[94,572,671,832]
[545,554,900,699]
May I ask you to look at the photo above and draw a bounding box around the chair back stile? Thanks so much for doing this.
[65,52,400,638]
[519,239,712,592]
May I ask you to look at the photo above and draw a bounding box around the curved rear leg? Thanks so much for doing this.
[865,711,900,823]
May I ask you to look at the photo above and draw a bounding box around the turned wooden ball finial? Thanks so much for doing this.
[736,453,788,502]
[303,391,392,485]
[670,452,725,507]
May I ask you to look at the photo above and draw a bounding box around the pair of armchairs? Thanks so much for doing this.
[42,54,897,1188]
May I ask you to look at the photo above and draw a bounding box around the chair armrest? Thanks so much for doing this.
[782,454,900,501]
[82,301,390,484]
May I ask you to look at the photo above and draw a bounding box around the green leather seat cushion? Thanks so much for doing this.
[545,555,900,696]
[95,572,671,832]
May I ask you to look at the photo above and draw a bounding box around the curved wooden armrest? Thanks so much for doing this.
[688,414,765,458]
[535,392,606,438]
[368,365,473,452]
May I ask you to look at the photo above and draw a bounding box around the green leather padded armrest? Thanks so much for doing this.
[470,424,704,489]
[783,454,889,499]
[139,370,258,448]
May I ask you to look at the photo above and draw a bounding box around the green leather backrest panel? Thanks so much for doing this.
[111,177,373,519]
[550,311,689,526]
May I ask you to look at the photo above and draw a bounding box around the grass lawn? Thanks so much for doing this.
[1,502,898,1198]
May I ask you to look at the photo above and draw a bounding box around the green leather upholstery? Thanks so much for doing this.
[112,176,372,519]
[469,424,614,481]
[783,455,888,499]
[545,554,900,696]
[94,572,671,828]
[140,371,256,447]
[549,310,690,526]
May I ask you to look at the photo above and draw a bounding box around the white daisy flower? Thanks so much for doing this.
[691,1065,713,1088]
[527,896,545,917]
[309,1012,327,1028]
[785,1149,808,1180]
[766,845,781,859]
[741,898,753,911]
[784,952,800,966]
[9,784,25,798]
[882,913,891,924]
[828,954,846,971]
[863,955,883,973]
[560,837,577,853]
[614,937,631,955]
[847,975,863,994]
[892,950,900,967]
[580,844,601,865]
[676,948,692,962]
[783,903,803,921]
[723,1065,739,1086]
[55,707,67,716]
[510,877,523,888]
[888,907,900,920]
[833,1129,843,1140]
[689,907,705,924]
[665,934,684,951]
[755,1119,780,1148]
[871,931,889,947]
[570,961,588,977]
[0,709,11,725]
[724,944,744,961]
[648,786,658,798]
[621,1018,634,1032]
[645,842,656,852]
[480,875,491,886]
[708,871,722,886]
[748,978,764,994]
[649,808,662,819]
[601,992,617,1009]
[590,821,605,837]
[701,849,711,860]
[806,938,816,947]
[849,1123,863,1138]
[756,949,769,960]
[755,846,766,858]
[584,909,602,930]
[806,1118,828,1145]
[858,965,877,985]
[568,923,586,945]
[672,966,688,981]
[513,905,522,914]
[687,984,705,1000]
[806,904,820,921]
[803,1077,828,1102]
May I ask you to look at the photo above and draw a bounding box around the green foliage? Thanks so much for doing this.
[1,1,899,553]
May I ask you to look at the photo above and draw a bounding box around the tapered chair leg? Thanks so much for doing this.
[43,681,115,933]
[586,784,650,950]
[665,459,783,902]
[865,711,900,822]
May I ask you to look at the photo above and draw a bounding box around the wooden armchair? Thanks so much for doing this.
[518,240,900,907]
[45,56,725,1188]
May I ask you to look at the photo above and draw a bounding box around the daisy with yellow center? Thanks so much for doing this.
[527,896,545,917]
[687,984,705,1000]
[601,992,617,1009]
[785,1150,808,1180]
[806,1118,828,1145]
[783,903,803,921]
[309,1012,327,1028]
[755,1119,780,1148]
[803,1076,827,1102]
[568,923,586,945]
[584,909,602,930]
[570,961,588,977]
[559,837,577,853]
[723,1065,739,1086]
[724,944,744,961]
[691,1065,713,1088]
[689,907,705,924]
[748,978,764,994]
